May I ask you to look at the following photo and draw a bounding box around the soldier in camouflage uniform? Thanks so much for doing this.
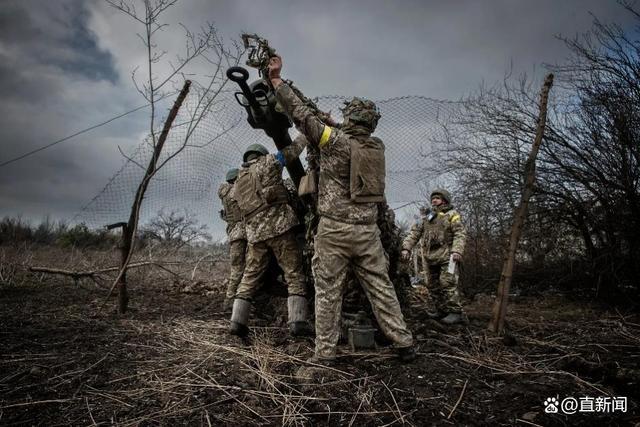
[228,143,311,337]
[218,168,247,311]
[268,55,415,363]
[401,189,468,324]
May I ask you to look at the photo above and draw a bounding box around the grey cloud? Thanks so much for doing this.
[0,0,117,83]
[0,0,136,224]
[1,0,638,231]
[0,55,65,101]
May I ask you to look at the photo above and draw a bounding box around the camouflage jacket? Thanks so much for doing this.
[402,205,467,264]
[276,83,378,225]
[217,182,246,242]
[239,154,299,244]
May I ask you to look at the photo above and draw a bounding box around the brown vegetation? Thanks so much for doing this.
[427,2,640,305]
[1,245,638,425]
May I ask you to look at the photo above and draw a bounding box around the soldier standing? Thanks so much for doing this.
[228,143,311,337]
[401,189,468,324]
[218,168,247,311]
[268,55,415,363]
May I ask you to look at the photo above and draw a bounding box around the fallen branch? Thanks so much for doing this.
[447,379,468,419]
[424,352,608,395]
[29,261,186,280]
[0,399,75,409]
[191,253,218,280]
[382,380,405,425]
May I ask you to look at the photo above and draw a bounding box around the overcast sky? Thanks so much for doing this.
[0,0,635,233]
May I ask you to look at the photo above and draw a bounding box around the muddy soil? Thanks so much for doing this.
[1,256,638,426]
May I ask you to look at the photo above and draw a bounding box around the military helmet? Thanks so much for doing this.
[430,188,451,204]
[341,97,381,131]
[243,143,269,162]
[225,168,239,183]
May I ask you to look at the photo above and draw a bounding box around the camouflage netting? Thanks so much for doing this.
[73,91,462,241]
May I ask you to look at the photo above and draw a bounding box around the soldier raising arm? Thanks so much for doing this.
[269,54,416,364]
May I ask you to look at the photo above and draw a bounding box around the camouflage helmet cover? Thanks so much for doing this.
[430,188,451,204]
[243,143,269,162]
[341,97,381,131]
[225,168,239,182]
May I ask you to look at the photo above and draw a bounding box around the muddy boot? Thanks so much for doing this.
[426,309,444,319]
[287,295,312,337]
[307,355,337,366]
[296,356,338,381]
[229,298,251,337]
[440,312,467,325]
[397,345,416,363]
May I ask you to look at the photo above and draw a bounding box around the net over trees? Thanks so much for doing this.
[74,91,462,241]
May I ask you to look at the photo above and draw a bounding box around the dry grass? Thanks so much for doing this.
[0,244,639,425]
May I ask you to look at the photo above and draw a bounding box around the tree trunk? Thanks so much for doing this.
[489,74,554,334]
[111,80,192,314]
[118,224,130,313]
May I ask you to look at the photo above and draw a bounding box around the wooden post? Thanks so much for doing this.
[488,74,554,334]
[107,221,129,314]
[105,80,192,314]
[118,223,130,313]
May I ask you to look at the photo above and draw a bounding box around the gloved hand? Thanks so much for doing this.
[451,252,462,262]
[401,249,411,261]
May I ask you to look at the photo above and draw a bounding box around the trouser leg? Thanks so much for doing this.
[428,264,445,313]
[234,241,269,301]
[352,223,413,349]
[225,239,247,300]
[312,218,350,359]
[269,231,307,297]
[439,263,463,314]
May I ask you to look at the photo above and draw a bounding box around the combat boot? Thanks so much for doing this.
[397,345,416,363]
[306,355,337,367]
[426,309,444,319]
[440,312,467,325]
[288,295,313,337]
[229,298,251,337]
[296,355,338,381]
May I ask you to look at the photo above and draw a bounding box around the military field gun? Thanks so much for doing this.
[226,34,334,188]
[226,34,303,186]
[240,33,332,121]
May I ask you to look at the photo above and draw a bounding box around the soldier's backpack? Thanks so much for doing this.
[235,164,289,218]
[349,136,386,203]
[220,185,242,224]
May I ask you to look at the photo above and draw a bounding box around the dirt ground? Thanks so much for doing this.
[0,247,639,426]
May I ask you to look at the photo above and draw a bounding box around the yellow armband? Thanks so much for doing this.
[319,126,332,148]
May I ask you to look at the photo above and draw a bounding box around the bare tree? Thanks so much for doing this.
[544,2,640,294]
[142,208,211,250]
[424,76,564,291]
[425,3,640,302]
[103,0,243,313]
[489,74,554,334]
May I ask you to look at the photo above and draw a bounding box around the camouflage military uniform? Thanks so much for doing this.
[276,83,413,360]
[403,204,467,314]
[234,154,307,300]
[218,182,247,301]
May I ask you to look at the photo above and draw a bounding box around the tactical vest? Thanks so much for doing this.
[235,165,289,218]
[349,136,386,203]
[220,185,242,224]
[424,210,457,248]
